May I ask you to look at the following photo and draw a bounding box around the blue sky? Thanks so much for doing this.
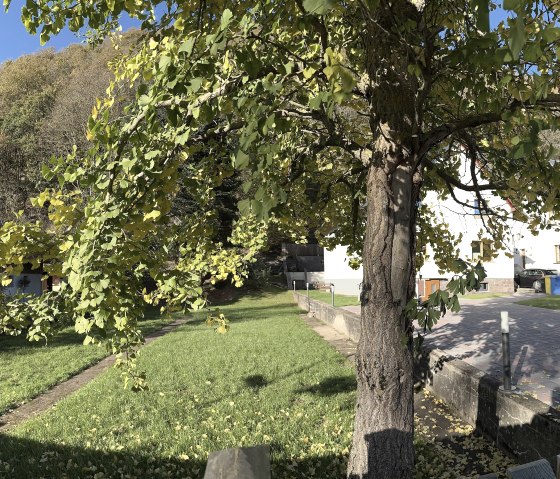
[0,1,140,63]
[0,3,78,62]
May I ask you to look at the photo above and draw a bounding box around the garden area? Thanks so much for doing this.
[516,296,560,310]
[0,289,515,479]
[0,311,172,415]
[307,290,360,307]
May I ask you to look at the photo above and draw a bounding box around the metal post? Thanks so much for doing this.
[306,282,310,311]
[330,283,335,307]
[293,280,296,291]
[500,311,515,391]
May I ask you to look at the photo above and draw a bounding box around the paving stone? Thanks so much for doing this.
[506,459,555,479]
[203,445,270,479]
[345,292,560,408]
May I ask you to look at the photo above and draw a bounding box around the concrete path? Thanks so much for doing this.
[344,291,560,408]
[0,317,188,432]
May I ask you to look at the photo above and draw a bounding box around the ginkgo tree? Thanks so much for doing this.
[3,0,560,478]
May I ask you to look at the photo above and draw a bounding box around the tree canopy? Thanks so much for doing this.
[3,1,560,477]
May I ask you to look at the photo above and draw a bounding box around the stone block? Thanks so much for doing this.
[507,459,555,479]
[203,445,270,479]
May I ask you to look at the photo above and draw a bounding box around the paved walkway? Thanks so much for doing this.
[0,317,188,432]
[344,291,560,408]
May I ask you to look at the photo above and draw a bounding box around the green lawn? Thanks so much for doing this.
[307,290,360,307]
[309,290,506,305]
[460,293,507,300]
[0,312,173,415]
[0,291,355,479]
[515,295,560,310]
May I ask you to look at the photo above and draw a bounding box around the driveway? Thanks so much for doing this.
[345,291,560,407]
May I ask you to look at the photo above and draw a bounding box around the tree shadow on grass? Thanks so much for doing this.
[296,375,357,396]
[0,433,207,479]
[0,315,170,355]
[206,284,284,307]
[244,374,269,391]
[185,304,305,328]
[0,433,348,479]
[0,329,93,354]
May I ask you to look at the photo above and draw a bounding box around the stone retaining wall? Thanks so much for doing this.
[292,292,361,342]
[292,292,560,466]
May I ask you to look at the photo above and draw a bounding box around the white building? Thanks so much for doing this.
[1,264,44,297]
[417,187,516,298]
[323,159,560,297]
[323,245,362,295]
[513,226,560,274]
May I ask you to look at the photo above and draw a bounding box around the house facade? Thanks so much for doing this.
[323,162,560,297]
[417,187,517,298]
[1,264,43,296]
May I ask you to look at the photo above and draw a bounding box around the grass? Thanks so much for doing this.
[460,293,507,300]
[308,290,507,305]
[0,310,173,415]
[307,290,360,307]
[0,290,356,479]
[0,289,516,478]
[515,295,560,310]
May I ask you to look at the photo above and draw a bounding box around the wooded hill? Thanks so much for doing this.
[0,31,140,223]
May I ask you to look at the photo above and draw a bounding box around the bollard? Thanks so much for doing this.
[330,283,335,307]
[293,280,296,291]
[500,311,515,391]
[306,282,310,311]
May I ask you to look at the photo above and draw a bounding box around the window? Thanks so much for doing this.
[555,245,560,263]
[471,240,482,260]
[471,239,493,262]
[473,199,480,215]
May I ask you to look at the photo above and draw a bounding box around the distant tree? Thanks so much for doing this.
[0,33,139,222]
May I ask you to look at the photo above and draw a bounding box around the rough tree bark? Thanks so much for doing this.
[347,163,419,479]
[347,2,423,478]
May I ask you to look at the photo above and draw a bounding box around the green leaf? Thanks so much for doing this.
[302,0,334,15]
[235,150,250,168]
[159,55,171,71]
[509,16,527,61]
[138,95,151,107]
[178,37,195,56]
[220,9,233,29]
[145,150,160,160]
[472,0,490,33]
[188,77,203,93]
[503,0,521,10]
[143,210,161,221]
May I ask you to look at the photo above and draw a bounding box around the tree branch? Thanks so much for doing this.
[420,94,560,160]
[424,158,505,192]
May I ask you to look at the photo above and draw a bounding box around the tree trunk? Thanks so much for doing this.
[346,2,423,477]
[347,162,417,479]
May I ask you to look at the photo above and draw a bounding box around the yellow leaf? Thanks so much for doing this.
[143,210,161,221]
[59,240,74,252]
